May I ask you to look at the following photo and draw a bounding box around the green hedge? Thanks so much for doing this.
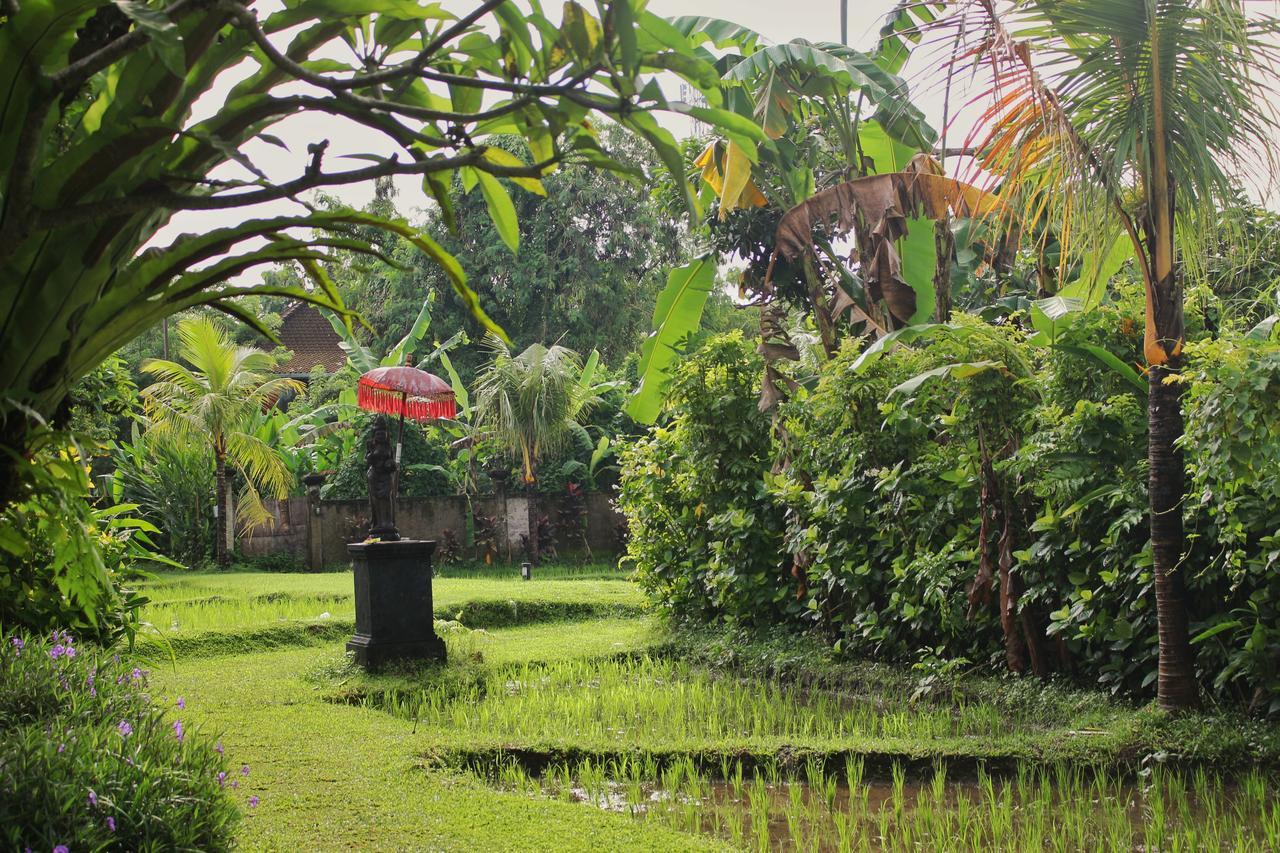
[620,301,1280,710]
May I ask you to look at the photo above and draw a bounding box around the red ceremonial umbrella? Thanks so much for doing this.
[356,365,457,496]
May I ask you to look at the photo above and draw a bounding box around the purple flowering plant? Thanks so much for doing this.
[2,631,241,850]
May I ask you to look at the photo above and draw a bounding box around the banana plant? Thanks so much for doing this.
[629,5,967,423]
[324,292,466,374]
[0,0,741,491]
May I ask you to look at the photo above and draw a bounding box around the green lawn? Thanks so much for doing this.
[139,569,714,851]
[139,569,644,635]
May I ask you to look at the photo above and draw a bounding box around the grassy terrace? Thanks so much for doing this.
[139,568,708,851]
[135,567,1280,851]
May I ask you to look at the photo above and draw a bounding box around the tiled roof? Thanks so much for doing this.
[273,302,347,374]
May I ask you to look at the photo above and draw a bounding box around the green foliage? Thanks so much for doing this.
[321,416,451,500]
[474,339,621,486]
[619,333,787,625]
[67,355,139,452]
[1181,338,1280,710]
[0,630,239,850]
[0,430,162,645]
[623,295,1280,709]
[109,425,215,566]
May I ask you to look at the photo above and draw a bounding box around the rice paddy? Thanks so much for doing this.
[135,568,1280,850]
[484,755,1280,851]
[365,655,1061,749]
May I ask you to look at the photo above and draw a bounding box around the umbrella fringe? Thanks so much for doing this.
[357,382,456,422]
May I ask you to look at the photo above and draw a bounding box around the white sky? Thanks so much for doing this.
[157,1,957,258]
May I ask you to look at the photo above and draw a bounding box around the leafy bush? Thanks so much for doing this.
[1181,337,1280,711]
[0,434,161,646]
[619,333,789,626]
[110,425,215,566]
[620,302,1280,709]
[0,631,240,850]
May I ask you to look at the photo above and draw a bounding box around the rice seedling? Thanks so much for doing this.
[468,748,1280,852]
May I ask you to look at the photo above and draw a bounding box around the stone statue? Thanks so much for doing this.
[365,416,400,540]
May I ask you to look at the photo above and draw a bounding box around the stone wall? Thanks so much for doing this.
[241,492,624,569]
[238,496,308,561]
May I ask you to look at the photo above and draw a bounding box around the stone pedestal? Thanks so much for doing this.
[347,539,445,668]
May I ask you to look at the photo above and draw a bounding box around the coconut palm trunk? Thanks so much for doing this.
[214,447,230,566]
[1148,358,1197,707]
[1143,155,1197,708]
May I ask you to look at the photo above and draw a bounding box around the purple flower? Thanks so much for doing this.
[10,636,23,655]
[106,817,116,832]
[117,720,132,738]
[217,771,227,788]
[248,795,260,808]
[231,779,239,790]
[56,743,65,753]
[173,720,184,743]
[65,646,75,659]
[214,741,223,755]
[130,667,143,682]
[54,846,69,853]
[176,697,185,710]
[241,764,250,776]
[49,644,65,660]
[88,789,98,808]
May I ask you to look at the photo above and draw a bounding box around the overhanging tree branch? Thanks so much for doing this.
[33,149,561,230]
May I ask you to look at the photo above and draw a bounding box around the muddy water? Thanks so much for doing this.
[535,768,1276,851]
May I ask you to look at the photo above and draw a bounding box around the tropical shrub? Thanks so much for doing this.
[1181,337,1280,711]
[0,434,161,645]
[0,631,239,850]
[109,426,216,567]
[771,333,988,660]
[619,333,789,625]
[621,303,1280,710]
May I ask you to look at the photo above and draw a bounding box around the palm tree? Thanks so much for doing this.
[473,337,620,486]
[141,318,303,565]
[946,0,1279,709]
